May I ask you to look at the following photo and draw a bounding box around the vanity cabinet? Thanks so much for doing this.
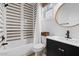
[46,39,79,56]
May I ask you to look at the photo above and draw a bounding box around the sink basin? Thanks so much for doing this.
[51,36,79,44]
[50,36,64,39]
[68,39,79,44]
[51,36,66,40]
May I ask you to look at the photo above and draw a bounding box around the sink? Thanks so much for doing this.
[68,39,79,44]
[47,36,79,47]
[50,36,64,39]
[51,36,67,40]
[51,36,79,44]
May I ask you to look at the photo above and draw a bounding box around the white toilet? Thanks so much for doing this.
[33,43,45,56]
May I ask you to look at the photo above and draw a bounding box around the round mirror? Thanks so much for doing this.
[54,3,79,27]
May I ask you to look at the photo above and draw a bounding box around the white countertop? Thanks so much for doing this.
[46,36,79,47]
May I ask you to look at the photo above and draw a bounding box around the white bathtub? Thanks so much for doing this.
[0,40,34,56]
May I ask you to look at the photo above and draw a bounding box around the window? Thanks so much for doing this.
[23,3,35,43]
[5,3,37,42]
[6,3,21,41]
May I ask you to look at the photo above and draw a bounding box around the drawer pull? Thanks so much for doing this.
[58,48,64,52]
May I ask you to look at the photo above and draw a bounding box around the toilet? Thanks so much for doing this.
[33,43,45,56]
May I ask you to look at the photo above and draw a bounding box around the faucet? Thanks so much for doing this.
[1,36,8,46]
[65,30,71,39]
[1,35,5,42]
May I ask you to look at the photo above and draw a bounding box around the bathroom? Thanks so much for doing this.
[1,2,79,56]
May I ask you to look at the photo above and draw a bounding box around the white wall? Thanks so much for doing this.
[42,3,79,40]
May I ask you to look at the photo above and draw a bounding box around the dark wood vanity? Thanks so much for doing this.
[46,38,79,56]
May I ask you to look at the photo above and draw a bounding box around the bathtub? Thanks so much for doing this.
[0,39,34,56]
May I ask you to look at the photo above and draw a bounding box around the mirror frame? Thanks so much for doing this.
[53,3,79,27]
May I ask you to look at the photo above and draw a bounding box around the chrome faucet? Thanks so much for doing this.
[65,30,71,39]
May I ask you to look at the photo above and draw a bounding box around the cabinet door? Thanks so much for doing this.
[46,39,63,56]
[47,45,62,56]
[61,43,79,56]
[55,40,79,56]
[47,45,55,56]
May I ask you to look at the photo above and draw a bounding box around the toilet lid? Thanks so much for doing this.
[33,43,45,49]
